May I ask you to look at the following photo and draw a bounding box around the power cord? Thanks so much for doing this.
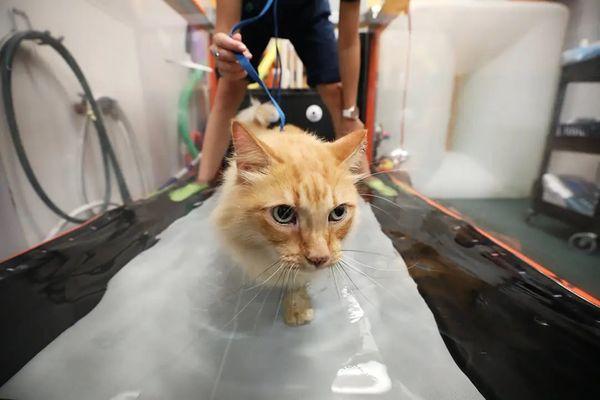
[79,96,149,206]
[1,30,131,223]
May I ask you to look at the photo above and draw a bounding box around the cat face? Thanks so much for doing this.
[215,122,365,274]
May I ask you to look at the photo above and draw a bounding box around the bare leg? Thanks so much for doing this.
[197,78,248,183]
[283,285,314,326]
[317,83,370,176]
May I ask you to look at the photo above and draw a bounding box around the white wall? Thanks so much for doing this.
[0,0,194,259]
[376,0,568,198]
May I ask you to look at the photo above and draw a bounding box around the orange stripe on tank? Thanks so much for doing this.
[387,176,600,309]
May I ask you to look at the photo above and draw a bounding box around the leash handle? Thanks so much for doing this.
[229,0,285,130]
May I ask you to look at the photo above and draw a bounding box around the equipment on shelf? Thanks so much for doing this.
[530,50,600,253]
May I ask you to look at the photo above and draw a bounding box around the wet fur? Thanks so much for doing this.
[212,105,365,325]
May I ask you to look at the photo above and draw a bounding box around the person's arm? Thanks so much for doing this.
[210,0,252,81]
[196,1,250,183]
[338,0,361,112]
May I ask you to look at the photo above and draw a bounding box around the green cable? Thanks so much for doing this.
[177,69,203,158]
[364,177,399,197]
[168,182,208,202]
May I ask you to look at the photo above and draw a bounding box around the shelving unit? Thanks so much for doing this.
[530,52,600,252]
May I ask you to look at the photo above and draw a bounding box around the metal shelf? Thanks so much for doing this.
[550,136,600,154]
[563,56,600,83]
[531,51,600,229]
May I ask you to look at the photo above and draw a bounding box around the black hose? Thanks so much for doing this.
[1,30,131,223]
[80,115,113,215]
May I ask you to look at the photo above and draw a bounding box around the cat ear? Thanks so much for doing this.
[231,121,277,172]
[330,129,367,169]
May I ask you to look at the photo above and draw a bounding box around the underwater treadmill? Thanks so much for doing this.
[0,172,599,400]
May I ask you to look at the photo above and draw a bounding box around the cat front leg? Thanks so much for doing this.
[283,285,314,326]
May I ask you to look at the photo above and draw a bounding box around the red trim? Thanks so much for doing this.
[0,214,104,265]
[388,175,600,309]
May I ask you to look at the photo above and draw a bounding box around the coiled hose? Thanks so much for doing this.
[1,30,131,223]
[80,96,149,204]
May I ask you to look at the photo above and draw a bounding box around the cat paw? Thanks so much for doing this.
[283,287,314,326]
[284,306,314,326]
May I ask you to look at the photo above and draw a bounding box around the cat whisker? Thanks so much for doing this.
[343,255,402,277]
[224,262,294,328]
[287,267,298,297]
[273,266,293,325]
[339,258,378,280]
[253,265,286,331]
[360,193,407,211]
[291,266,300,291]
[243,261,286,291]
[334,263,353,291]
[342,256,398,272]
[223,275,274,329]
[223,259,281,298]
[357,168,406,182]
[336,264,349,293]
[339,259,404,303]
[245,259,284,288]
[330,264,342,300]
[341,249,396,259]
[367,203,404,229]
[335,263,375,309]
[337,264,412,324]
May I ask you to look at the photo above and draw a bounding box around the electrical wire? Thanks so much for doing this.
[79,114,112,212]
[116,108,149,196]
[1,30,131,224]
[80,96,149,205]
[65,96,150,239]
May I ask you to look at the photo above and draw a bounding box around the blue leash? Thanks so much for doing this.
[230,0,286,130]
[272,0,282,104]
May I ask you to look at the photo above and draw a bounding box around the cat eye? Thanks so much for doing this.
[271,205,296,224]
[329,205,347,222]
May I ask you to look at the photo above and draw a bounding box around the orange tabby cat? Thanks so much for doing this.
[212,120,365,326]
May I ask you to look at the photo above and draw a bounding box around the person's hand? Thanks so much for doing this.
[341,117,365,136]
[211,32,253,81]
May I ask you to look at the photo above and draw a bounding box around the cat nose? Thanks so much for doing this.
[306,256,329,268]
